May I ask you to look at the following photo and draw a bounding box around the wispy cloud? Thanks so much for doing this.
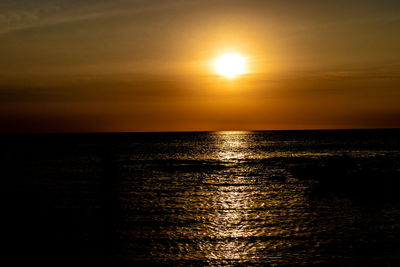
[0,0,200,35]
[319,62,400,81]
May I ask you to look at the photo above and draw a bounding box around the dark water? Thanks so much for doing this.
[2,130,400,265]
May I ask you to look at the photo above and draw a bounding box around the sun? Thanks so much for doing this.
[214,53,246,78]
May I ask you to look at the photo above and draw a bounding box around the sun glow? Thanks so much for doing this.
[214,53,246,78]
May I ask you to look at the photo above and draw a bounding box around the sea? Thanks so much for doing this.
[2,129,400,265]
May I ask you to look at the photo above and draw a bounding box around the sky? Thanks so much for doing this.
[0,0,399,132]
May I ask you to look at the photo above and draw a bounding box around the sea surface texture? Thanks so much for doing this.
[2,130,400,265]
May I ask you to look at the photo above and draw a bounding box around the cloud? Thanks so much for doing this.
[0,0,200,35]
[319,63,400,81]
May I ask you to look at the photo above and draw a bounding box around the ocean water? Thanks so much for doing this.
[2,130,400,265]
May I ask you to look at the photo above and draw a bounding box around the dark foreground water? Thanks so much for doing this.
[2,130,400,265]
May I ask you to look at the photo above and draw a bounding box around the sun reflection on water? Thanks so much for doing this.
[127,131,315,264]
[200,132,256,261]
[194,131,311,264]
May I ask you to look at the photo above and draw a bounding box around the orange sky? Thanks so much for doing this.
[0,0,399,132]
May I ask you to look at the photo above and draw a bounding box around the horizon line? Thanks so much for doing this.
[1,127,399,135]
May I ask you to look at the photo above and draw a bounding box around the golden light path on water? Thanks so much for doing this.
[201,131,254,260]
[121,131,319,264]
[196,131,310,263]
